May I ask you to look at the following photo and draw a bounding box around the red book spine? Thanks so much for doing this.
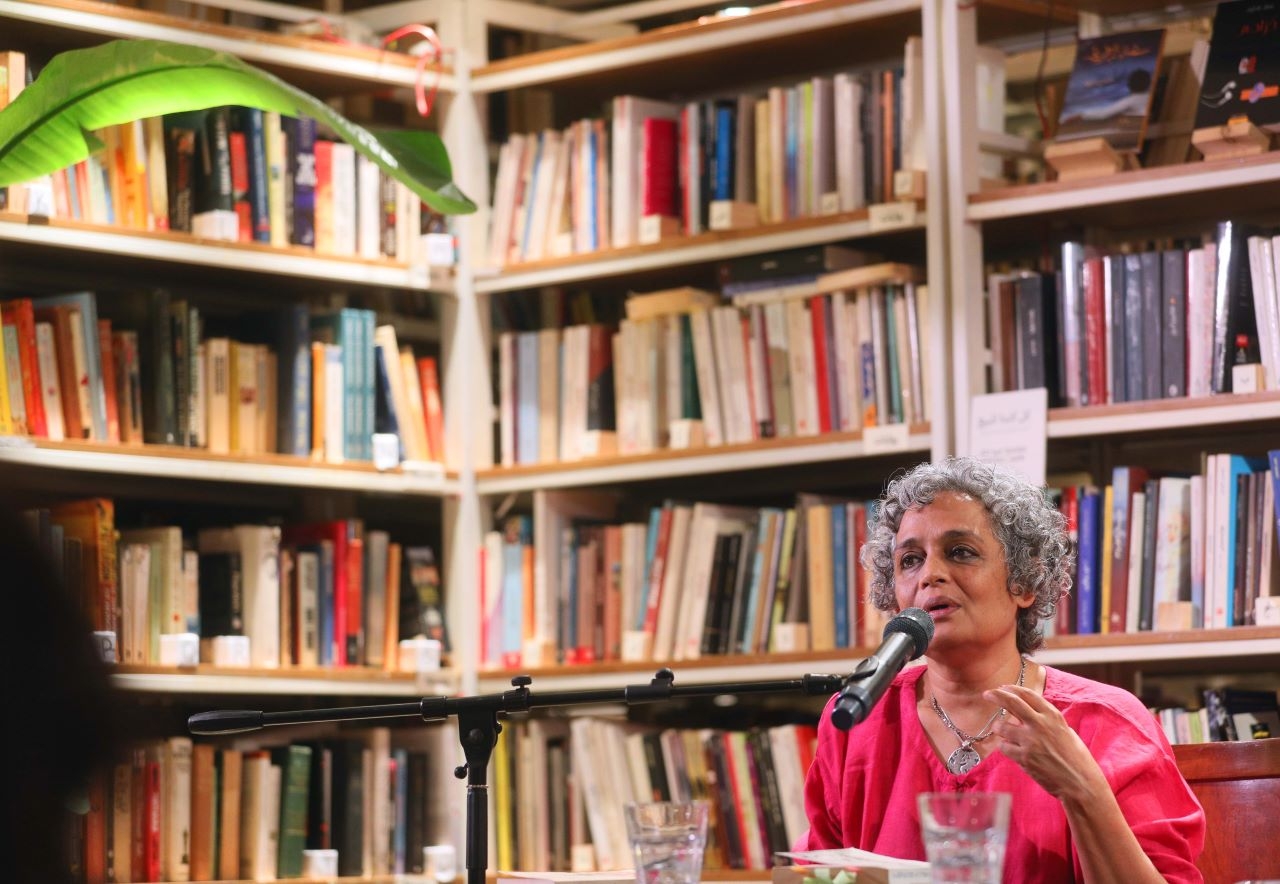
[346,533,364,665]
[1082,257,1107,406]
[641,116,678,218]
[131,749,147,881]
[641,505,674,638]
[144,754,161,883]
[228,130,252,243]
[415,356,445,463]
[5,299,46,437]
[808,295,833,433]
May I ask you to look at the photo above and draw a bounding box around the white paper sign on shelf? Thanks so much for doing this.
[863,423,911,453]
[966,388,1048,486]
[868,201,918,232]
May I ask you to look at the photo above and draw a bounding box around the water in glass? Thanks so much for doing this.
[921,821,1007,883]
[631,828,705,884]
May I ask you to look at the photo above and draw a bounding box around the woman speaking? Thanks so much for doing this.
[799,457,1205,883]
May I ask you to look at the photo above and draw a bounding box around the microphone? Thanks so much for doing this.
[189,709,265,735]
[830,607,934,730]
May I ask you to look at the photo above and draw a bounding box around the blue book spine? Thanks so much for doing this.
[288,116,317,247]
[239,107,271,243]
[714,105,734,201]
[277,303,311,456]
[586,129,598,252]
[785,88,799,219]
[1076,489,1101,634]
[363,310,376,462]
[339,309,359,461]
[520,132,544,260]
[885,289,902,423]
[516,332,540,465]
[500,517,530,661]
[831,504,849,648]
[638,506,662,631]
[1270,450,1280,540]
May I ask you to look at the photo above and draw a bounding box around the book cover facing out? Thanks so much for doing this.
[1196,0,1280,130]
[1055,29,1167,152]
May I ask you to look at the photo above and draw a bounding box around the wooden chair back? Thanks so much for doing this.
[1172,740,1280,884]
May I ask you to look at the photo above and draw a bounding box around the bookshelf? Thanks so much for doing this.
[4,0,1280,880]
[0,212,453,291]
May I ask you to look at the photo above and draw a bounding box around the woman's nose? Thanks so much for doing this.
[918,557,949,588]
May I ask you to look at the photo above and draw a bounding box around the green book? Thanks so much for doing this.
[271,744,312,878]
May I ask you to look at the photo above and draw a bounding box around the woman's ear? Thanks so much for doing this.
[1009,584,1038,610]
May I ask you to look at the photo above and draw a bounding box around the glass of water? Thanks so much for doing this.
[917,792,1011,884]
[623,801,709,884]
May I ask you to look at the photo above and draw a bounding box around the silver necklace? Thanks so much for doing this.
[931,657,1027,775]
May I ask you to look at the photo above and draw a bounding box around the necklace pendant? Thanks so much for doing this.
[946,744,981,775]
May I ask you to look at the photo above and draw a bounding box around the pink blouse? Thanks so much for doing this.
[800,665,1204,883]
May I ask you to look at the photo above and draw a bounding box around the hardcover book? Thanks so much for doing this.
[1196,0,1280,131]
[1056,29,1166,151]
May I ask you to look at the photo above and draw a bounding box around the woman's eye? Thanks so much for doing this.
[899,553,921,569]
[951,546,976,559]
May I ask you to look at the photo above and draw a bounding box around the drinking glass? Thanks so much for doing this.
[917,792,1011,884]
[623,801,709,884]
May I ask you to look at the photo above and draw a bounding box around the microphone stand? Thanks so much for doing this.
[190,667,863,884]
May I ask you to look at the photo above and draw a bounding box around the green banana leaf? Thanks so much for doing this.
[0,38,474,215]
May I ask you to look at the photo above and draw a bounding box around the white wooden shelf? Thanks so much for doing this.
[476,627,1280,692]
[470,0,923,94]
[0,215,451,293]
[112,667,458,697]
[968,153,1280,222]
[475,426,931,495]
[473,208,926,294]
[0,438,460,497]
[0,0,457,92]
[1047,392,1280,439]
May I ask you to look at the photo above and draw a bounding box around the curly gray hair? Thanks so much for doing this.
[860,456,1073,653]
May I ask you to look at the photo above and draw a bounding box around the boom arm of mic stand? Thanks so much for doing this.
[188,668,846,884]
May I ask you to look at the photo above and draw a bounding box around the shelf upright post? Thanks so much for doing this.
[938,0,988,456]
[434,0,496,862]
[922,0,953,460]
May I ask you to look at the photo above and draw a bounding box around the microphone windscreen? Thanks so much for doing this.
[884,607,934,659]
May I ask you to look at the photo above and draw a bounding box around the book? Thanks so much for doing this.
[1055,29,1167,152]
[1195,0,1280,131]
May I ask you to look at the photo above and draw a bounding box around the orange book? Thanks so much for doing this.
[1,298,46,437]
[310,341,325,461]
[49,498,118,634]
[216,749,242,881]
[190,744,217,881]
[415,356,445,464]
[84,769,107,884]
[384,541,402,671]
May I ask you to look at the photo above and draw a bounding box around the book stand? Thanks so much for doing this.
[189,667,849,884]
[708,200,760,231]
[1043,137,1138,182]
[638,214,681,244]
[1192,117,1273,161]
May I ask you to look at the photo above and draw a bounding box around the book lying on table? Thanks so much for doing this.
[777,848,931,884]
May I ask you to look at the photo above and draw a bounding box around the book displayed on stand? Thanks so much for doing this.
[1192,0,1280,158]
[1045,30,1166,180]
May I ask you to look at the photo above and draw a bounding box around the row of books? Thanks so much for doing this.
[486,41,925,267]
[24,499,448,670]
[77,730,436,883]
[987,222,1280,404]
[496,270,928,466]
[1045,451,1280,638]
[1151,687,1280,745]
[478,490,895,670]
[0,292,445,465]
[491,717,818,874]
[0,51,432,262]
